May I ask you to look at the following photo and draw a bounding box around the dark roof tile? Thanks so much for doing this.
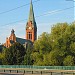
[16,37,32,45]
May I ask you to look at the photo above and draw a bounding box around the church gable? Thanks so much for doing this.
[4,29,16,48]
[3,0,37,48]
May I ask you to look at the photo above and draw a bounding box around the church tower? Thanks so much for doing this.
[26,0,37,42]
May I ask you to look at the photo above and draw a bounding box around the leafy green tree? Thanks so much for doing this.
[63,55,74,66]
[32,22,75,66]
[34,32,52,53]
[22,43,33,65]
[31,32,52,65]
[49,22,75,65]
[43,50,64,66]
[2,42,26,65]
[70,42,75,54]
[0,53,4,65]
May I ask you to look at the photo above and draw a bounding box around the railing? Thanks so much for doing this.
[0,65,75,70]
[0,66,75,75]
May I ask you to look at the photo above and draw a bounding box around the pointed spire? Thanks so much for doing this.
[28,0,35,23]
[30,0,32,4]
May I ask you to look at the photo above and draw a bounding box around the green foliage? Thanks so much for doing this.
[22,43,33,65]
[31,32,52,65]
[1,22,75,66]
[2,42,26,65]
[63,55,74,66]
[0,53,4,64]
[32,22,75,66]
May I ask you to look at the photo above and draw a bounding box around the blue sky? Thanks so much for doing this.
[0,0,74,43]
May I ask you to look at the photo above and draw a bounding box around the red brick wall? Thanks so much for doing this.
[26,21,36,42]
[4,33,16,48]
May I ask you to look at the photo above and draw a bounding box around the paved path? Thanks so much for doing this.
[0,68,74,75]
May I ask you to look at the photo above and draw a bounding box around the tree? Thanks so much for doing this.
[22,43,33,65]
[31,32,52,65]
[50,22,75,65]
[63,55,74,66]
[2,42,26,65]
[32,22,75,66]
[43,50,64,66]
[70,42,75,54]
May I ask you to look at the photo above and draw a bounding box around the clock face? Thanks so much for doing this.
[29,27,32,30]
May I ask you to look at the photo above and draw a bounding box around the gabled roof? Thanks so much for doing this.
[16,37,32,45]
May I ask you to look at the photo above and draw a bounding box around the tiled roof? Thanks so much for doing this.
[16,37,32,45]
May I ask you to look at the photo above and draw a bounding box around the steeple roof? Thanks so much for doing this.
[28,0,36,26]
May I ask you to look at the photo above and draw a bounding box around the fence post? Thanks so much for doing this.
[17,70,18,73]
[10,70,11,73]
[4,69,5,72]
[73,73,75,75]
[41,71,42,75]
[32,71,33,74]
[24,70,25,74]
[61,72,63,75]
[51,72,52,75]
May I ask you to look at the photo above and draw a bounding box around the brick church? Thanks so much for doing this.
[4,0,37,48]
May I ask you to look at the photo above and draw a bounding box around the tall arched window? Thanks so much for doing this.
[27,32,32,40]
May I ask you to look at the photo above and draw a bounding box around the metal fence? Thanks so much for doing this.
[0,65,75,70]
[0,66,75,75]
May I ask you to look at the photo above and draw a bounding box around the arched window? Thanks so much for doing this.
[27,32,32,40]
